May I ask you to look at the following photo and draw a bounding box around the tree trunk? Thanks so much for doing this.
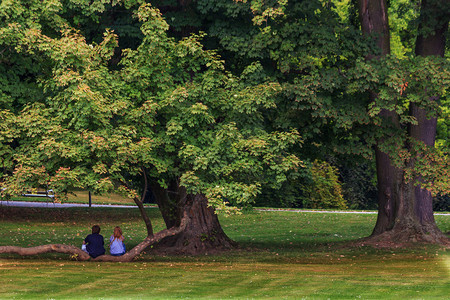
[133,196,154,236]
[127,171,154,236]
[372,145,403,234]
[385,0,449,244]
[411,0,448,225]
[149,185,237,255]
[358,0,449,245]
[150,179,179,229]
[357,0,403,235]
[386,0,449,243]
[357,0,390,59]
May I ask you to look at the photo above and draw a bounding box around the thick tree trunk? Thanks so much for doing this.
[357,0,390,59]
[372,144,403,234]
[387,0,449,243]
[146,178,236,255]
[411,0,448,230]
[358,0,449,245]
[149,186,236,255]
[386,0,449,243]
[357,0,404,235]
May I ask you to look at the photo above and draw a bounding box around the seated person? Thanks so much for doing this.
[109,226,126,256]
[83,225,105,258]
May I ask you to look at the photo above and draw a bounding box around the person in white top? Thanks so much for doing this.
[109,226,126,256]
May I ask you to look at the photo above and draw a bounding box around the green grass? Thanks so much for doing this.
[0,206,449,299]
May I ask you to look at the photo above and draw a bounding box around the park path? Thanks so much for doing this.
[0,200,136,209]
[1,200,449,215]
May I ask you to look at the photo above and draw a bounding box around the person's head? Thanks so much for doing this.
[92,225,101,234]
[113,226,123,238]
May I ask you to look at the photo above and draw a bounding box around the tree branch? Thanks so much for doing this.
[0,211,189,262]
[0,244,91,260]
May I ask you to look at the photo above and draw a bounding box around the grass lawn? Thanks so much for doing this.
[0,206,449,299]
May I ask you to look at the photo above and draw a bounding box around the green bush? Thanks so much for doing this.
[254,182,303,208]
[301,160,347,209]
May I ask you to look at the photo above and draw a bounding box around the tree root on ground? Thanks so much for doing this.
[352,226,450,249]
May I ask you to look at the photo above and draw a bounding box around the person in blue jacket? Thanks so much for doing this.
[82,225,105,258]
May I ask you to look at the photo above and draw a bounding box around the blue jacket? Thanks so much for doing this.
[84,233,105,258]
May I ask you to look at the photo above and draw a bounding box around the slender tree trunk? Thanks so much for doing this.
[133,196,153,237]
[126,171,154,236]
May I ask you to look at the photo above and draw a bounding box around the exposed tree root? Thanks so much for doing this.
[0,211,189,262]
[352,225,450,249]
[0,244,92,260]
[147,228,237,256]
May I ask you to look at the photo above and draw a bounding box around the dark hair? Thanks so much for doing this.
[92,225,101,234]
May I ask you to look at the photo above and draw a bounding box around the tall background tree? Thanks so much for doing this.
[357,0,449,243]
[169,0,449,242]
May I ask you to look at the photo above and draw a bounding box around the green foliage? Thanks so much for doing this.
[344,55,450,195]
[301,160,347,209]
[190,0,449,201]
[0,0,448,210]
[0,2,302,211]
[436,95,450,149]
[388,0,421,57]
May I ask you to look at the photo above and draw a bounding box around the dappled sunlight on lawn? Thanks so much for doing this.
[444,255,450,277]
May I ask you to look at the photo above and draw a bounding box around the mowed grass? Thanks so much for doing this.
[0,206,449,299]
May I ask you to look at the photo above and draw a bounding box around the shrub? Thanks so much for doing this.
[301,160,347,209]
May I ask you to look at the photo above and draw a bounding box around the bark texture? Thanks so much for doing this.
[358,0,403,235]
[149,188,236,254]
[147,180,236,255]
[357,0,390,58]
